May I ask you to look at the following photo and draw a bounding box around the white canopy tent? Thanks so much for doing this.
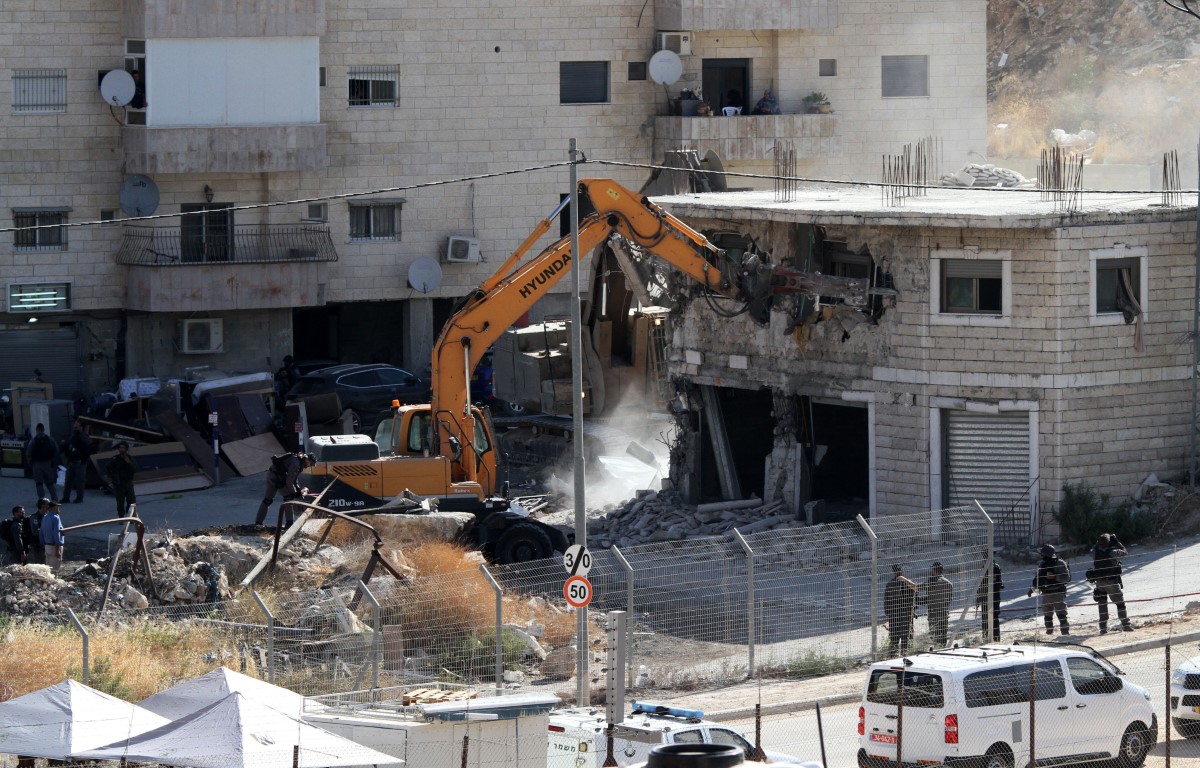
[138,666,313,720]
[0,679,170,759]
[74,691,403,768]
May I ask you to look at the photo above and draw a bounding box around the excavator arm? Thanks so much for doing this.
[430,178,873,488]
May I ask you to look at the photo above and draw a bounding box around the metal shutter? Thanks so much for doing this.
[0,327,83,401]
[944,410,1032,543]
[560,62,609,104]
[882,55,928,98]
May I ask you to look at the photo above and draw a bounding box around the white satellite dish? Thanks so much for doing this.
[408,256,443,294]
[648,50,683,86]
[100,69,136,107]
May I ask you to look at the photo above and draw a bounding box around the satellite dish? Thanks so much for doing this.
[648,50,683,86]
[100,70,136,107]
[408,256,443,294]
[119,175,160,216]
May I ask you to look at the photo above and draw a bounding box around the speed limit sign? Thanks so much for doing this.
[563,544,592,577]
[563,575,593,609]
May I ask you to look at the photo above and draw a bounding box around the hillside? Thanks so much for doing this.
[987,0,1200,165]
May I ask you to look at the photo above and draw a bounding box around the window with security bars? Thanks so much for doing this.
[348,66,399,106]
[12,69,67,113]
[882,55,928,98]
[941,259,1002,314]
[13,210,67,250]
[560,61,609,104]
[9,282,71,313]
[349,202,400,241]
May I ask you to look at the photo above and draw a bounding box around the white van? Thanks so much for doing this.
[857,644,1157,768]
[549,702,821,768]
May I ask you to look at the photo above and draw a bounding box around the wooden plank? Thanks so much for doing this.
[209,395,252,441]
[221,432,286,476]
[154,409,235,482]
[237,393,274,435]
[78,415,165,442]
[136,472,212,495]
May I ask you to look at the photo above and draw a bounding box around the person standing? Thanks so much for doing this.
[254,451,315,529]
[975,555,1005,641]
[883,563,919,655]
[918,561,954,647]
[1090,533,1133,634]
[1,505,35,566]
[61,420,93,503]
[25,423,61,503]
[1029,544,1071,635]
[105,442,138,518]
[26,498,50,564]
[40,500,64,573]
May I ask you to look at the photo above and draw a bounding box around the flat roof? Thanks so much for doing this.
[872,643,1086,671]
[652,185,1197,230]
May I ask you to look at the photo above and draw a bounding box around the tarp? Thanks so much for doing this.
[0,678,170,759]
[74,691,403,768]
[138,666,312,720]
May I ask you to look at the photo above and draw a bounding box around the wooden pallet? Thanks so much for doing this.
[402,688,479,705]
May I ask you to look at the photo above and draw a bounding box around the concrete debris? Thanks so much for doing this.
[586,490,807,549]
[1050,128,1097,158]
[940,163,1035,188]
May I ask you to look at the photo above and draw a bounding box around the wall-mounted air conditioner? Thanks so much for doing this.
[445,236,481,263]
[179,318,224,354]
[656,31,693,56]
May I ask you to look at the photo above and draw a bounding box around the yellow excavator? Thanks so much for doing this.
[302,178,870,562]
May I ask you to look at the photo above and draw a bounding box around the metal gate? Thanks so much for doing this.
[0,326,83,411]
[943,410,1033,545]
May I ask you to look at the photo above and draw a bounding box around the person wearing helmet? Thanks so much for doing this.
[254,450,316,530]
[1029,544,1071,635]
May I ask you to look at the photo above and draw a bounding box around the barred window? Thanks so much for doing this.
[9,282,71,313]
[349,201,402,241]
[12,69,67,113]
[349,66,399,107]
[14,209,68,250]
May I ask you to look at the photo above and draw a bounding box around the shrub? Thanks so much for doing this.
[1052,481,1154,545]
[443,628,528,682]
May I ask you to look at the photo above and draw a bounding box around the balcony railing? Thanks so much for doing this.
[115,224,338,266]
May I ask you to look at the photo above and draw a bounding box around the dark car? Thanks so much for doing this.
[285,363,430,434]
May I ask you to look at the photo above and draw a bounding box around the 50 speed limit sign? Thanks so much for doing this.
[563,575,593,609]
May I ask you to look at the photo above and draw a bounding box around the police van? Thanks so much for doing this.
[548,702,821,768]
[857,644,1156,768]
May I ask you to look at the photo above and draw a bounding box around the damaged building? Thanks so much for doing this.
[648,185,1197,544]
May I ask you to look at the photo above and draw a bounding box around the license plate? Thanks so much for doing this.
[871,733,898,745]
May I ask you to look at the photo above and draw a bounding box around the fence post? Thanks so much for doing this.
[358,580,381,694]
[480,564,504,692]
[1165,641,1172,768]
[252,591,275,683]
[976,501,995,641]
[857,514,879,658]
[66,607,88,686]
[733,529,755,676]
[611,546,636,690]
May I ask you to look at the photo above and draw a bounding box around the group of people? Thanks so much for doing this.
[883,532,1132,654]
[0,497,66,572]
[22,420,140,519]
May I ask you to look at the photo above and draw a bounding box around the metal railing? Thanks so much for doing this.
[114,224,338,266]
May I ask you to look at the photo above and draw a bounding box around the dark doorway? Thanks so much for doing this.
[701,58,750,114]
[698,386,773,502]
[807,399,869,521]
[180,203,233,263]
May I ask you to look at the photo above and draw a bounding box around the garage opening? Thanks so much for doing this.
[696,386,773,503]
[805,398,869,522]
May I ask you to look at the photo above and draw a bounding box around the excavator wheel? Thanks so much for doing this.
[496,522,554,564]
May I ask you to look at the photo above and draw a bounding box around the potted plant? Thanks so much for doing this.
[803,92,832,114]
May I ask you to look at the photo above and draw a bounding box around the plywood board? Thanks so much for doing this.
[221,431,286,476]
[135,472,212,495]
[154,409,235,482]
[209,394,251,441]
[237,393,274,435]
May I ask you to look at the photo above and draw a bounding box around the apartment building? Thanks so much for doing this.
[0,0,985,415]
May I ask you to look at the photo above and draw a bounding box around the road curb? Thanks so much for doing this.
[703,628,1200,723]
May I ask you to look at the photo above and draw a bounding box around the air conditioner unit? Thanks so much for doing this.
[179,318,224,354]
[445,236,481,264]
[656,31,693,56]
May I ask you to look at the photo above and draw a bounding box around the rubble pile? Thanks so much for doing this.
[586,490,806,549]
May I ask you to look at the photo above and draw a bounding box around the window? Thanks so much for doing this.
[8,283,71,313]
[1067,657,1114,695]
[349,66,399,107]
[100,209,118,226]
[408,412,432,453]
[13,209,68,250]
[12,69,67,114]
[349,202,401,241]
[866,670,944,707]
[819,59,838,77]
[672,730,704,745]
[1095,257,1140,316]
[560,61,609,104]
[708,729,753,756]
[941,259,1002,314]
[303,203,327,222]
[628,61,647,81]
[882,55,928,98]
[964,662,1065,708]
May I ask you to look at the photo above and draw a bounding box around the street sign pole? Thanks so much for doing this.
[569,138,588,706]
[208,412,220,484]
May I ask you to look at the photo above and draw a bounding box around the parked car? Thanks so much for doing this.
[858,644,1156,768]
[471,350,527,416]
[1170,653,1200,738]
[285,363,430,434]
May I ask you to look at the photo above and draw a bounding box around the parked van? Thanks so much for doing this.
[549,702,821,768]
[857,644,1156,768]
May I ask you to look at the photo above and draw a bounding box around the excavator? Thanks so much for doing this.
[302,178,870,563]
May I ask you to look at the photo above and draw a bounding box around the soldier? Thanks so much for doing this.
[105,441,138,517]
[975,555,1005,641]
[1,505,35,566]
[254,451,316,529]
[883,563,919,655]
[61,420,93,503]
[918,561,954,647]
[1090,533,1133,634]
[1029,544,1071,635]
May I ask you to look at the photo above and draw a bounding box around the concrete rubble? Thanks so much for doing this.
[585,490,808,549]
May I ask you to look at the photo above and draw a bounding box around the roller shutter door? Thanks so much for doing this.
[944,410,1032,543]
[0,327,83,402]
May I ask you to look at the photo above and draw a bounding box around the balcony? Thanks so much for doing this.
[116,224,336,313]
[653,113,841,163]
[123,123,327,175]
[655,0,837,30]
